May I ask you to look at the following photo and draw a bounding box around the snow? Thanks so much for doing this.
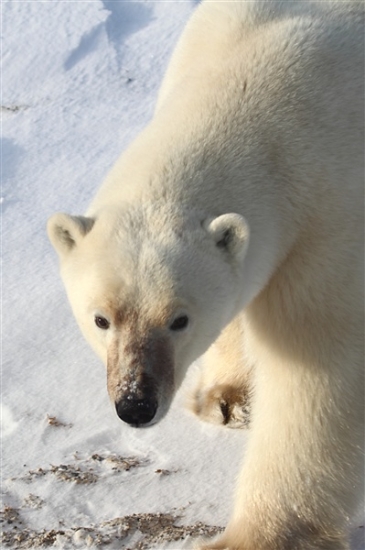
[1,1,364,549]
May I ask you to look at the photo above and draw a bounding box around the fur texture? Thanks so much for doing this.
[48,1,364,548]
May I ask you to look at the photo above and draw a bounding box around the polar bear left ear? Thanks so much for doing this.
[205,213,249,261]
[47,213,94,257]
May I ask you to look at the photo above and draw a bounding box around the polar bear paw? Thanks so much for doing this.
[188,383,251,428]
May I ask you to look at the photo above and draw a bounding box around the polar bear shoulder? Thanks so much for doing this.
[156,0,364,113]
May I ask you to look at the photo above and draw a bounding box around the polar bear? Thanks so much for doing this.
[48,1,364,548]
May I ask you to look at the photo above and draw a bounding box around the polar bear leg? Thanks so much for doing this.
[195,349,362,549]
[187,315,252,428]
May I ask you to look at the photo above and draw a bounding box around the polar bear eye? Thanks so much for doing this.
[95,315,110,330]
[169,315,189,331]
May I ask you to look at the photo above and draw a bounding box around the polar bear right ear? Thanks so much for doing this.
[47,213,94,257]
[205,213,249,262]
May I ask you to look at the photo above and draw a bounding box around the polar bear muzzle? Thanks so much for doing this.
[108,365,160,427]
[107,332,175,427]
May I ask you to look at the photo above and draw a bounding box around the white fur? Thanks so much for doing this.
[48,1,364,548]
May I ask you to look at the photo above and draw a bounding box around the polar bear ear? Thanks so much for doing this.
[205,213,249,261]
[47,213,94,257]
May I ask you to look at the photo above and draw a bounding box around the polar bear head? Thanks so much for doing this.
[48,204,249,426]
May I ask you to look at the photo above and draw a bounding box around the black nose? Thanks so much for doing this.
[115,397,158,426]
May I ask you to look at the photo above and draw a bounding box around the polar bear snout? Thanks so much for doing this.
[106,331,175,426]
[115,394,158,426]
[108,370,160,427]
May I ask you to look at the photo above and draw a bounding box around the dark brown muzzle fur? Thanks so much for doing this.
[107,329,174,426]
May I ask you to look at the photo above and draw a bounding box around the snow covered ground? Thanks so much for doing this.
[1,1,364,549]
